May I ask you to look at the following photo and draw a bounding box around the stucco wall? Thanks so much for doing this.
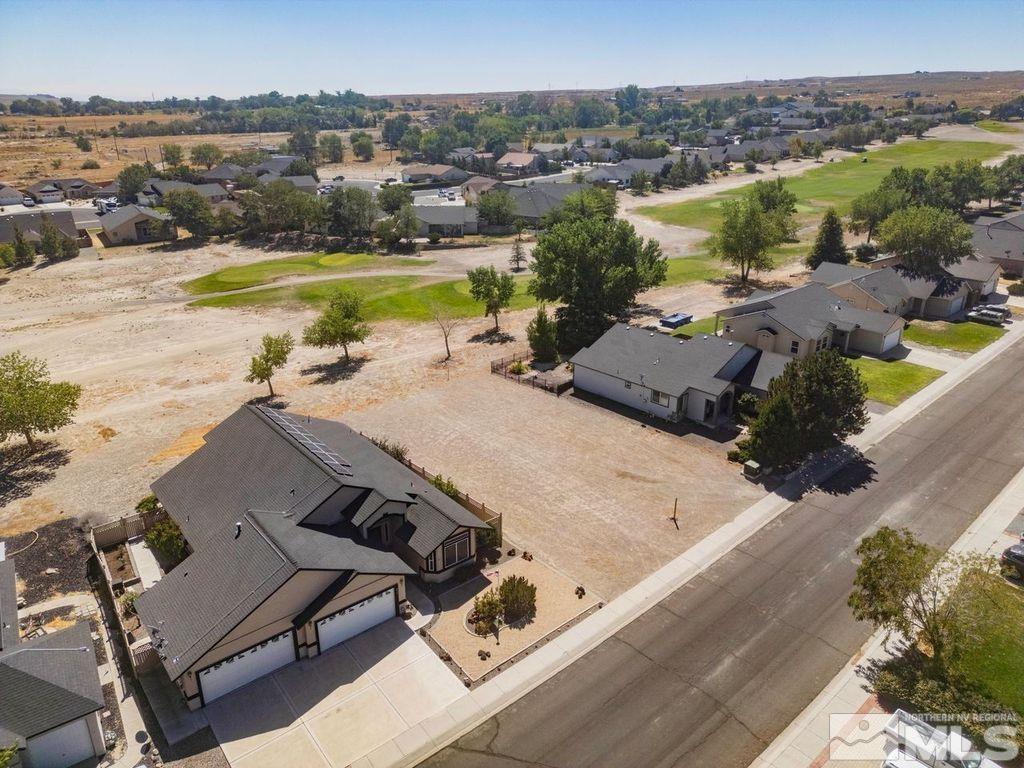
[572,365,679,420]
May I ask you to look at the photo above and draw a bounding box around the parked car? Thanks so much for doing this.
[385,177,397,183]
[967,309,1005,326]
[978,304,1012,319]
[1001,543,1024,579]
[332,175,345,181]
[22,196,35,207]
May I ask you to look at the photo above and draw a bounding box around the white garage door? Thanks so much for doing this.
[198,630,295,704]
[26,717,94,768]
[881,329,902,352]
[317,587,397,652]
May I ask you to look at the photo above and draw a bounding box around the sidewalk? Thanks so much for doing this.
[354,317,1024,768]
[751,458,1024,768]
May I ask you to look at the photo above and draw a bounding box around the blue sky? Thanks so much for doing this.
[1,0,1022,100]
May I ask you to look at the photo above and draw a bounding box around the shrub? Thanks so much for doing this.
[81,159,100,170]
[854,242,879,262]
[119,589,138,617]
[526,306,558,363]
[144,518,186,566]
[743,159,757,173]
[427,232,441,244]
[498,575,537,623]
[430,474,461,500]
[370,435,408,463]
[0,244,14,269]
[74,135,92,152]
[472,589,503,634]
[508,360,528,375]
[135,493,160,514]
[476,525,501,549]
[1008,282,1024,296]
[736,392,760,422]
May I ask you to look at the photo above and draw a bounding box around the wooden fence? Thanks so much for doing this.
[490,353,573,396]
[92,508,165,549]
[401,459,503,541]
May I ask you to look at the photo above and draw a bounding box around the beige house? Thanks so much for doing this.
[135,405,488,709]
[401,164,471,184]
[808,262,913,315]
[716,283,906,358]
[495,151,542,176]
[101,204,177,245]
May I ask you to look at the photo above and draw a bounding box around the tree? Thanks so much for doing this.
[667,157,690,188]
[629,170,651,195]
[376,183,413,215]
[190,142,224,169]
[788,136,805,158]
[811,141,825,160]
[748,177,798,239]
[0,244,14,269]
[876,206,973,276]
[431,305,462,361]
[351,135,374,161]
[709,196,783,284]
[392,203,419,245]
[160,143,184,166]
[60,236,79,261]
[283,158,318,179]
[38,214,63,262]
[288,125,318,161]
[738,389,802,467]
[239,179,320,234]
[806,208,849,268]
[245,332,294,397]
[530,217,666,350]
[477,188,516,227]
[509,230,526,271]
[302,288,372,363]
[467,265,516,331]
[318,133,345,163]
[0,351,82,450]
[540,188,617,228]
[145,518,187,566]
[213,206,242,237]
[116,163,149,203]
[326,186,376,239]
[526,305,558,362]
[163,188,214,239]
[848,187,908,242]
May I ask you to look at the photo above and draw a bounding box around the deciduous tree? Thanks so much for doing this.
[302,288,372,363]
[116,163,149,203]
[189,142,224,169]
[709,196,782,284]
[376,183,413,215]
[0,351,82,450]
[477,189,516,227]
[160,143,184,166]
[245,332,294,397]
[876,205,973,276]
[848,187,908,242]
[164,188,215,239]
[467,265,516,331]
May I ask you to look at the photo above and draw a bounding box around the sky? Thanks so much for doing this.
[1,0,1022,101]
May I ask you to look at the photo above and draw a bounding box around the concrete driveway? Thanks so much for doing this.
[204,618,466,768]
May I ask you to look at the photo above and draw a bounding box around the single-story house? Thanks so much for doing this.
[495,152,542,176]
[704,128,731,146]
[38,178,105,200]
[101,204,176,245]
[460,176,508,203]
[400,164,470,184]
[201,163,246,185]
[568,145,620,164]
[0,205,81,246]
[1,559,107,768]
[777,117,815,131]
[716,282,906,357]
[570,323,788,425]
[943,257,999,301]
[971,213,1024,275]
[723,140,784,164]
[445,147,477,164]
[141,180,232,205]
[413,203,479,236]
[531,142,572,160]
[134,405,488,709]
[506,182,587,226]
[808,262,914,316]
[895,269,972,319]
[0,184,24,207]
[247,155,301,177]
[24,181,64,204]
[257,174,318,194]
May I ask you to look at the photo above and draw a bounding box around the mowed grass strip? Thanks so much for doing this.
[903,319,1006,353]
[182,252,432,294]
[848,356,943,405]
[958,579,1024,715]
[976,120,1021,134]
[636,140,1006,233]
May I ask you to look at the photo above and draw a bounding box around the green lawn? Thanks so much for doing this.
[902,319,1006,354]
[182,252,432,294]
[636,140,1006,234]
[672,315,720,338]
[190,273,537,322]
[847,357,944,405]
[662,253,726,286]
[959,579,1024,715]
[976,119,1021,134]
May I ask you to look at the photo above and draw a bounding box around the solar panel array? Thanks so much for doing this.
[259,407,353,476]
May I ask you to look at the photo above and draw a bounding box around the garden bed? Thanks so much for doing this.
[103,543,138,586]
[490,353,573,395]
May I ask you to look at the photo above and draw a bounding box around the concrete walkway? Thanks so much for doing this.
[896,343,964,372]
[347,304,1024,768]
[22,591,95,616]
[751,457,1024,768]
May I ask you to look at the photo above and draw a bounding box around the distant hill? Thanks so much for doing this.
[0,93,60,106]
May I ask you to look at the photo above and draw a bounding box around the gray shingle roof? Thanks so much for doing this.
[571,323,748,398]
[202,163,246,181]
[809,263,912,307]
[0,560,19,653]
[508,182,587,221]
[0,207,78,244]
[100,204,172,232]
[944,256,999,283]
[971,219,1024,264]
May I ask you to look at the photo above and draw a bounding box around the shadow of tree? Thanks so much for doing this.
[468,328,515,345]
[300,355,367,384]
[709,275,793,299]
[244,394,290,409]
[0,439,72,509]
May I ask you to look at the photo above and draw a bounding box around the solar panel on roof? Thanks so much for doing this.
[258,407,353,476]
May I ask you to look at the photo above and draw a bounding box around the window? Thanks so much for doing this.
[790,340,800,354]
[815,336,828,352]
[624,381,631,389]
[650,389,670,407]
[442,533,471,569]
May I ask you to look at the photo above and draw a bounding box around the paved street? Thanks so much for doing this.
[421,337,1024,768]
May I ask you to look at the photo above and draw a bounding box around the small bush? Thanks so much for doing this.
[1008,282,1024,296]
[476,525,501,549]
[135,493,160,514]
[119,589,138,617]
[508,360,528,375]
[144,518,186,566]
[743,159,757,173]
[472,589,503,634]
[81,159,100,170]
[370,435,408,463]
[427,232,441,244]
[430,474,461,500]
[736,392,760,422]
[498,575,537,623]
[526,306,559,363]
[854,242,879,262]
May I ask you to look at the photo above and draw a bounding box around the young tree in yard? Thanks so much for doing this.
[393,203,419,245]
[163,188,214,239]
[749,177,798,239]
[213,206,243,238]
[509,230,526,271]
[806,208,849,268]
[667,157,690,188]
[541,187,617,228]
[0,351,82,451]
[283,158,318,180]
[376,183,413,215]
[0,244,15,269]
[811,141,825,160]
[116,163,149,203]
[38,214,63,262]
[190,142,224,169]
[467,265,516,331]
[630,170,651,195]
[302,288,372,363]
[788,136,805,158]
[160,143,184,166]
[876,206,973,276]
[60,236,79,261]
[737,389,802,467]
[318,133,345,163]
[530,217,666,351]
[288,125,318,160]
[848,187,908,242]
[11,227,34,268]
[431,304,462,361]
[245,332,294,397]
[477,188,516,227]
[526,305,559,363]
[709,196,783,285]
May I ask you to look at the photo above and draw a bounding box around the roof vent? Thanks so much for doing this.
[728,341,733,346]
[650,332,655,336]
[234,521,242,538]
[703,335,709,340]
[678,340,684,344]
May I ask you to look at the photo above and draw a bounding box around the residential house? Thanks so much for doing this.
[716,282,906,357]
[943,257,999,302]
[40,178,104,200]
[584,156,676,186]
[971,212,1024,275]
[201,163,247,186]
[570,323,788,425]
[895,269,972,319]
[808,262,914,316]
[495,152,542,176]
[257,174,318,194]
[24,181,64,204]
[703,128,731,146]
[0,184,22,207]
[460,176,508,203]
[134,405,488,708]
[140,180,232,206]
[247,155,301,177]
[778,117,815,131]
[531,142,572,161]
[724,139,785,164]
[101,205,176,245]
[445,147,477,164]
[400,164,470,184]
[568,145,619,164]
[0,204,82,247]
[507,182,587,226]
[413,203,479,236]
[0,559,107,768]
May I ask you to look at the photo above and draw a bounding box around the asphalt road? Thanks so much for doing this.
[422,337,1024,768]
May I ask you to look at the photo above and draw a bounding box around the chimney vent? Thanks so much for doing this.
[234,521,242,538]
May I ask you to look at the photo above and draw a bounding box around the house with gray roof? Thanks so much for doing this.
[135,405,488,708]
[256,174,318,194]
[201,163,247,185]
[100,204,176,245]
[506,182,587,226]
[570,323,788,425]
[413,203,478,236]
[25,181,64,204]
[401,164,470,184]
[0,184,22,207]
[247,155,301,176]
[808,262,914,316]
[0,204,81,246]
[971,212,1024,275]
[716,282,906,358]
[0,559,107,768]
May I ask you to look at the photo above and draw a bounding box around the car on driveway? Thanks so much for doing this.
[967,309,1005,326]
[1001,543,1024,579]
[978,304,1013,319]
[22,196,35,207]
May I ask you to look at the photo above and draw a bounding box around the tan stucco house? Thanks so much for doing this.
[1,560,107,768]
[716,283,906,358]
[135,405,487,709]
[101,204,177,245]
[401,164,471,184]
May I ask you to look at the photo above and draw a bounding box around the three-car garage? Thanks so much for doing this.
[315,586,397,653]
